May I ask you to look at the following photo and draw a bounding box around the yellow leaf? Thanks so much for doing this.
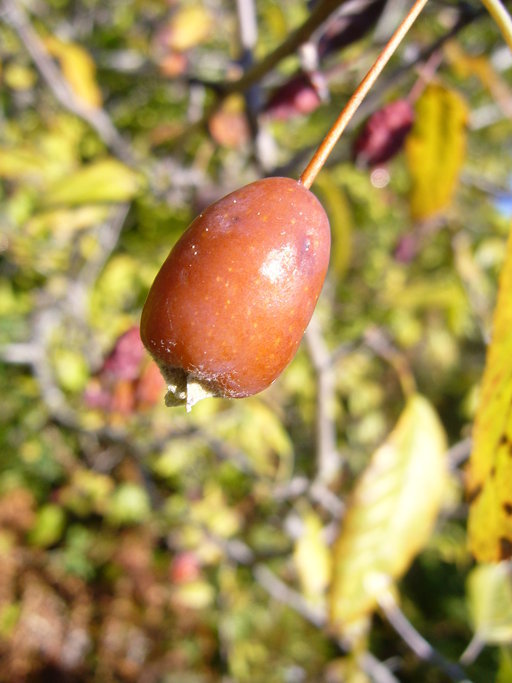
[293,510,331,603]
[314,171,353,280]
[0,147,48,181]
[329,395,447,630]
[446,42,512,118]
[26,206,110,237]
[44,158,143,206]
[4,63,37,91]
[406,85,467,221]
[467,562,512,645]
[211,400,293,480]
[172,580,215,609]
[467,229,512,562]
[165,6,213,52]
[45,35,102,108]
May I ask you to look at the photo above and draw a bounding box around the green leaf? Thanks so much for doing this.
[329,394,447,630]
[467,229,512,562]
[498,647,512,683]
[105,483,151,526]
[44,159,143,207]
[28,503,66,548]
[467,562,512,645]
[406,85,467,220]
[211,400,293,479]
[53,348,89,392]
[0,604,21,638]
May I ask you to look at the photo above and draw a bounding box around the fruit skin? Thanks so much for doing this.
[140,177,330,408]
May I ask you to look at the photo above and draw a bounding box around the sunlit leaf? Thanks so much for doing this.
[467,229,512,562]
[45,35,102,108]
[28,504,66,547]
[190,482,240,539]
[172,580,215,609]
[211,400,293,479]
[53,348,89,392]
[105,483,151,525]
[4,63,36,90]
[60,469,114,517]
[26,205,110,237]
[329,394,447,630]
[467,562,512,645]
[293,510,331,603]
[406,85,467,220]
[163,5,213,52]
[0,147,47,181]
[44,159,143,206]
[447,43,512,118]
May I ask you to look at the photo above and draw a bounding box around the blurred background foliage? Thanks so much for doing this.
[1,0,512,680]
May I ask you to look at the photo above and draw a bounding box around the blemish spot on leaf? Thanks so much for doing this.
[467,484,483,504]
[467,229,512,562]
[499,538,512,560]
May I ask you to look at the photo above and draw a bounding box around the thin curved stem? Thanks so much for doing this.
[480,0,512,53]
[299,0,429,189]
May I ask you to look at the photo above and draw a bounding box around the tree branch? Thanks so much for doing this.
[378,592,471,683]
[305,313,342,487]
[225,0,348,95]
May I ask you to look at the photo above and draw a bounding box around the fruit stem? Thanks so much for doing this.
[299,0,429,189]
[479,0,512,54]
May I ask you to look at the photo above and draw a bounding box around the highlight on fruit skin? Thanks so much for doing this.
[140,177,331,410]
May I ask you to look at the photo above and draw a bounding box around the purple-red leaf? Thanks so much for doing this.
[353,99,414,167]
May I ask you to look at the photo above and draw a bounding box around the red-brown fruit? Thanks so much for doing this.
[140,177,330,409]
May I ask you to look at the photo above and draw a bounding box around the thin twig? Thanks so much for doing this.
[221,536,400,682]
[225,0,347,95]
[299,0,429,189]
[379,592,472,683]
[358,652,401,683]
[446,436,472,469]
[253,564,327,628]
[459,634,485,666]
[235,0,268,172]
[1,0,136,165]
[305,314,342,487]
[364,327,416,398]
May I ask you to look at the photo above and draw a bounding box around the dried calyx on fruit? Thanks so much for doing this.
[140,177,330,410]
